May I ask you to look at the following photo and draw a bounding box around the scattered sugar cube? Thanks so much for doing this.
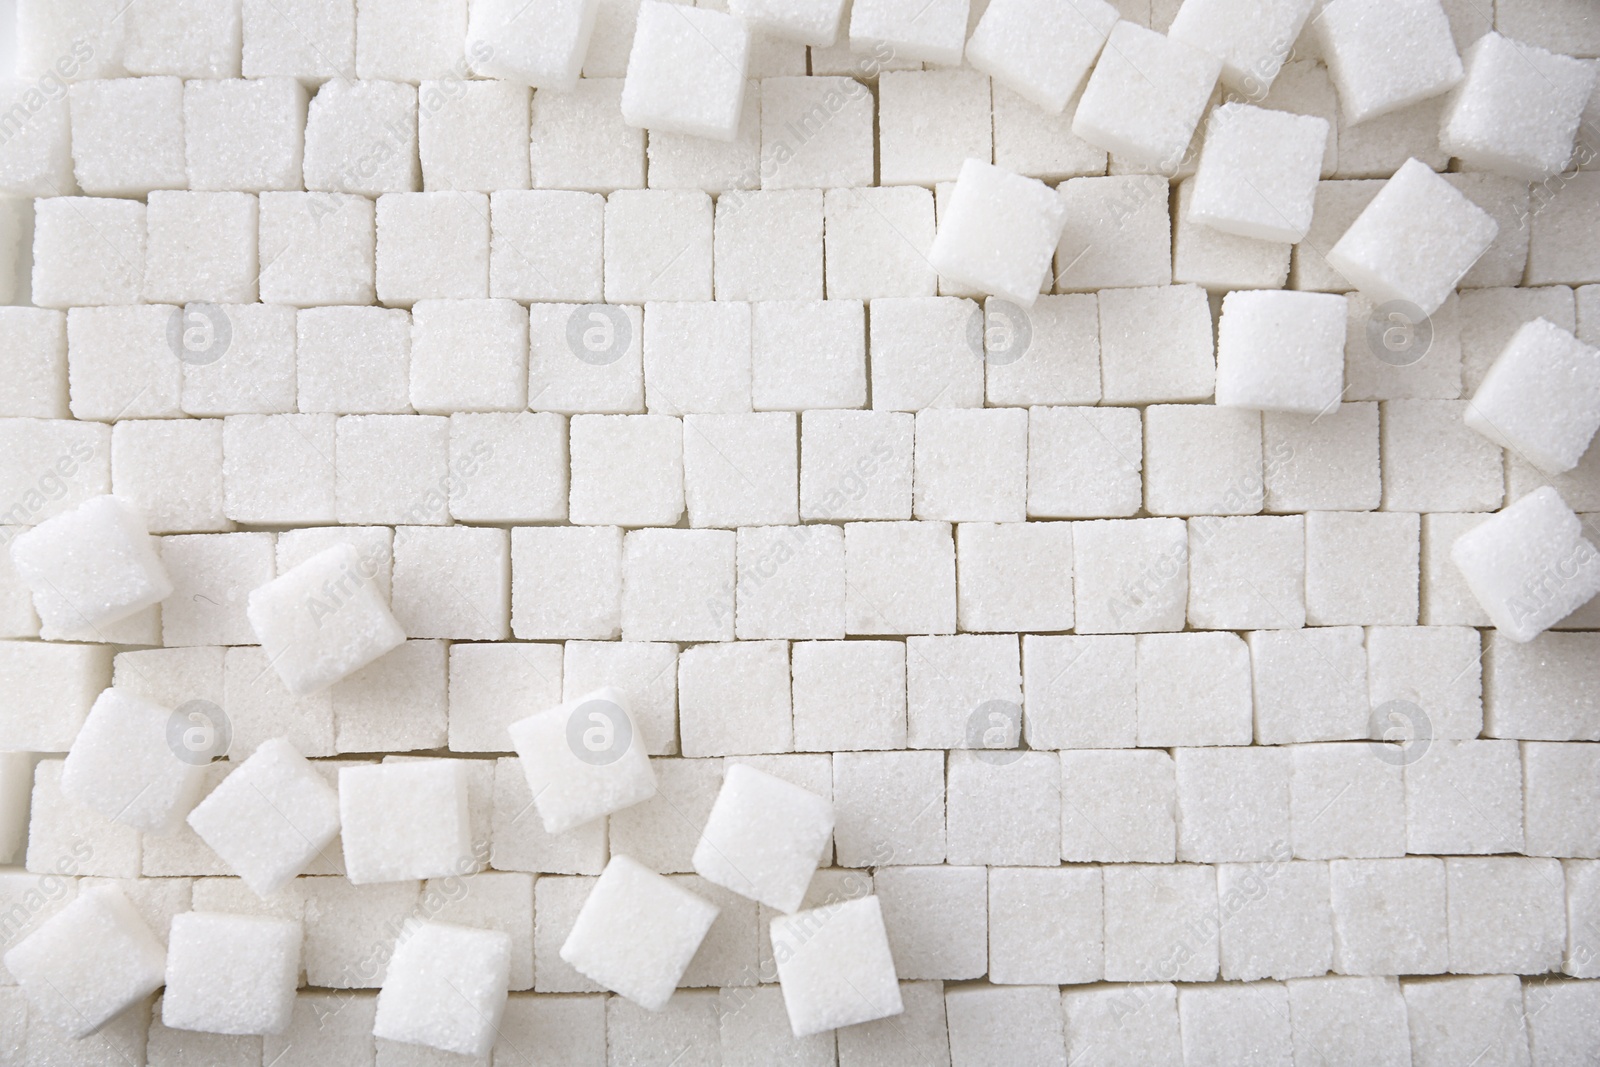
[832,750,944,866]
[1249,626,1367,744]
[1289,742,1405,860]
[467,0,598,89]
[161,911,300,1036]
[258,193,376,307]
[1484,632,1600,741]
[375,192,490,305]
[1054,175,1172,292]
[1442,32,1595,180]
[9,494,171,638]
[759,76,875,189]
[871,865,986,980]
[1325,158,1499,317]
[1190,104,1328,243]
[530,80,645,191]
[1027,406,1142,518]
[1305,510,1420,625]
[822,187,936,299]
[1072,518,1189,634]
[2,884,165,1038]
[65,305,183,420]
[491,756,607,875]
[304,81,418,192]
[1174,746,1290,861]
[647,79,761,192]
[339,761,474,883]
[1405,738,1524,854]
[1103,862,1219,981]
[693,763,831,912]
[1072,21,1221,170]
[1467,318,1600,476]
[928,160,1065,307]
[966,0,1115,112]
[1293,179,1384,291]
[1262,404,1381,512]
[849,0,968,64]
[508,686,657,833]
[510,527,621,640]
[791,640,905,751]
[241,0,356,78]
[604,189,712,301]
[844,520,956,635]
[946,750,1059,866]
[60,686,208,838]
[869,297,983,411]
[1366,624,1482,740]
[1172,176,1293,292]
[1319,0,1463,123]
[715,192,823,302]
[1444,172,1531,289]
[374,920,510,1058]
[679,641,793,756]
[622,528,733,641]
[335,414,451,525]
[67,76,186,196]
[31,196,144,309]
[621,1,750,140]
[1169,0,1315,93]
[561,854,718,1010]
[607,757,723,874]
[1524,743,1600,858]
[1460,288,1577,398]
[770,895,901,1035]
[26,758,140,877]
[183,77,308,193]
[1451,487,1600,641]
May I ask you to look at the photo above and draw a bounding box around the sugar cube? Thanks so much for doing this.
[1525,979,1600,1065]
[1171,177,1291,292]
[1189,104,1328,244]
[335,414,452,525]
[1325,158,1499,317]
[1142,404,1264,517]
[1442,32,1595,181]
[822,187,936,301]
[734,524,845,640]
[1261,404,1381,512]
[338,761,473,884]
[869,865,986,981]
[257,193,376,308]
[678,641,793,756]
[241,0,355,78]
[65,305,185,420]
[466,0,596,89]
[530,79,645,191]
[1249,626,1367,744]
[1054,175,1173,292]
[161,911,300,1036]
[926,160,1064,308]
[1450,487,1600,641]
[1445,856,1565,975]
[1461,288,1578,395]
[1212,291,1348,417]
[374,920,510,1057]
[488,192,603,302]
[67,76,186,196]
[682,413,796,527]
[1219,860,1333,981]
[563,642,679,757]
[1319,0,1463,122]
[158,531,274,648]
[1072,518,1189,634]
[220,413,336,525]
[1169,0,1315,93]
[1402,974,1533,1067]
[1061,983,1182,1066]
[1484,632,1600,741]
[1097,284,1213,402]
[1026,406,1142,518]
[746,300,865,411]
[302,79,417,194]
[0,77,73,198]
[375,192,490,305]
[1186,514,1306,629]
[1366,624,1482,740]
[715,192,822,302]
[123,0,241,78]
[945,750,1059,867]
[1060,749,1175,863]
[404,299,527,414]
[389,526,509,641]
[508,687,657,833]
[567,414,682,527]
[952,521,1073,633]
[1527,171,1600,286]
[832,751,944,867]
[1328,856,1447,975]
[1524,743,1600,858]
[2,884,165,1038]
[902,633,1020,753]
[848,0,968,64]
[867,297,983,412]
[621,2,750,140]
[604,189,712,301]
[109,420,228,536]
[606,756,722,876]
[9,494,171,638]
[646,78,761,193]
[1404,738,1524,854]
[789,640,905,752]
[1284,976,1412,1067]
[447,642,562,754]
[354,0,467,81]
[1444,172,1531,289]
[1072,21,1221,170]
[1178,983,1294,1065]
[877,70,992,188]
[758,76,874,190]
[622,528,734,642]
[143,192,258,306]
[988,866,1103,985]
[844,520,956,636]
[1305,510,1420,625]
[0,641,111,751]
[797,410,912,521]
[182,77,307,193]
[1381,398,1504,511]
[508,527,621,643]
[246,543,406,696]
[562,854,719,1010]
[1289,742,1406,860]
[768,895,901,1036]
[909,409,1027,523]
[1174,745,1291,862]
[965,0,1115,113]
[58,686,209,839]
[30,196,144,310]
[1103,863,1219,982]
[490,757,606,876]
[26,758,141,878]
[944,984,1067,1066]
[692,763,831,912]
[1467,318,1600,476]
[0,309,66,420]
[638,302,750,416]
[0,416,108,521]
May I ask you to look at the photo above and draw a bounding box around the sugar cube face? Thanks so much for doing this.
[607,757,723,875]
[182,77,307,193]
[123,0,241,77]
[246,543,406,696]
[734,525,845,641]
[643,301,752,415]
[66,304,186,420]
[31,196,144,310]
[1285,976,1412,1067]
[1305,510,1420,626]
[1524,742,1600,858]
[1187,514,1306,630]
[769,895,902,1036]
[297,305,411,414]
[1328,857,1447,975]
[339,761,474,884]
[1073,518,1189,634]
[1023,634,1132,749]
[1179,983,1294,1065]
[1143,404,1263,517]
[870,865,987,981]
[376,192,491,306]
[490,191,603,302]
[965,0,1116,112]
[563,642,678,757]
[561,854,719,1010]
[678,641,794,756]
[1103,862,1219,982]
[1527,171,1600,287]
[1172,177,1292,293]
[448,642,563,755]
[0,641,112,752]
[185,738,340,897]
[1054,176,1173,293]
[1325,158,1499,318]
[621,2,750,140]
[1288,742,1404,860]
[1467,318,1600,476]
[374,920,511,1058]
[1174,745,1291,862]
[258,193,376,308]
[1249,626,1368,745]
[844,520,957,636]
[604,190,713,302]
[928,160,1066,308]
[241,0,355,78]
[622,528,734,642]
[1262,404,1381,513]
[848,0,969,64]
[877,70,992,188]
[1072,21,1220,170]
[1026,406,1142,519]
[531,79,645,192]
[749,300,865,411]
[1319,0,1463,123]
[1441,31,1595,181]
[9,495,172,636]
[714,192,822,303]
[912,408,1028,523]
[1097,284,1214,402]
[1402,974,1532,1067]
[467,0,597,90]
[1189,104,1329,243]
[1167,0,1315,92]
[2,884,166,1038]
[110,420,229,536]
[799,410,913,521]
[1405,738,1525,855]
[946,751,1060,866]
[0,309,66,420]
[1060,749,1176,862]
[869,297,983,412]
[161,911,300,1037]
[508,687,658,833]
[989,865,1104,985]
[903,632,1021,750]
[683,413,797,527]
[823,186,936,300]
[1444,856,1565,975]
[1381,399,1504,512]
[955,521,1074,633]
[509,526,621,642]
[302,79,417,195]
[0,78,73,197]
[647,78,761,194]
[59,685,212,838]
[759,77,874,190]
[1451,487,1600,641]
[68,76,186,196]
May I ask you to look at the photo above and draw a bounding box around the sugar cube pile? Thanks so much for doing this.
[1,0,1599,1060]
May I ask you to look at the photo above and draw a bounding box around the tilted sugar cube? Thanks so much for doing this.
[1172,177,1292,292]
[621,1,750,141]
[374,920,512,1057]
[561,853,719,1010]
[1449,487,1600,642]
[246,543,405,696]
[1325,158,1499,317]
[1440,31,1597,180]
[771,895,902,1036]
[1189,103,1329,243]
[185,738,341,897]
[3,884,165,1038]
[1318,0,1463,123]
[692,763,832,913]
[9,495,172,637]
[508,686,657,833]
[467,0,598,90]
[339,760,475,883]
[1214,290,1348,414]
[1072,21,1221,172]
[965,0,1117,113]
[1466,317,1600,475]
[730,0,847,46]
[60,686,207,836]
[927,160,1066,308]
[161,911,301,1036]
[1167,0,1315,94]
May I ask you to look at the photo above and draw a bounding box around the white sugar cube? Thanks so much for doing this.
[1172,177,1292,292]
[110,420,228,535]
[844,521,956,635]
[798,410,912,521]
[123,0,241,78]
[878,70,992,187]
[221,414,335,525]
[981,293,1099,406]
[530,79,645,191]
[1381,398,1504,511]
[1306,510,1420,625]
[1366,624,1482,740]
[1097,284,1214,402]
[334,414,450,524]
[1527,171,1600,286]
[65,305,183,420]
[1445,172,1532,289]
[26,758,141,877]
[1405,738,1524,854]
[1293,179,1383,290]
[1218,861,1333,980]
[1289,742,1405,860]
[604,189,712,301]
[447,642,562,754]
[868,297,983,411]
[1450,487,1600,641]
[8,494,170,639]
[912,408,1028,523]
[1446,856,1565,974]
[759,77,874,189]
[1329,857,1446,975]
[641,301,751,415]
[1442,32,1595,180]
[1187,514,1305,629]
[1027,406,1143,518]
[302,79,417,195]
[832,750,944,867]
[871,865,986,980]
[992,82,1107,182]
[955,521,1073,632]
[328,641,448,755]
[1524,743,1600,858]
[1467,318,1600,475]
[607,991,719,1061]
[1401,975,1533,1067]
[647,79,761,193]
[607,757,722,875]
[569,414,683,527]
[143,192,258,305]
[966,0,1116,112]
[678,642,793,756]
[185,738,339,897]
[1023,634,1133,748]
[161,911,300,1036]
[490,191,603,302]
[246,543,405,696]
[928,160,1065,307]
[622,528,734,641]
[1319,0,1463,122]
[298,878,418,988]
[1249,626,1367,744]
[1073,21,1221,170]
[1461,286,1577,397]
[1061,984,1181,1066]
[1286,976,1411,1067]
[375,192,490,305]
[31,196,144,309]
[241,0,355,78]
[563,642,678,757]
[1169,0,1315,93]
[1103,863,1218,981]
[1189,104,1327,244]
[693,763,831,912]
[3,884,165,1038]
[0,79,73,197]
[1060,749,1175,862]
[715,192,823,302]
[1137,631,1252,747]
[0,641,111,751]
[339,761,473,883]
[468,0,597,89]
[406,299,526,414]
[904,633,1021,750]
[1178,983,1293,1065]
[988,866,1103,984]
[448,413,567,523]
[1525,979,1600,1064]
[734,525,845,640]
[260,992,375,1066]
[791,640,905,751]
[822,187,935,299]
[945,985,1067,1066]
[750,300,864,410]
[770,895,901,1036]
[1143,404,1263,516]
[683,413,797,527]
[849,0,969,64]
[508,687,657,833]
[510,527,621,640]
[1262,404,1381,512]
[561,854,718,1010]
[258,193,375,308]
[0,309,66,420]
[182,77,307,193]
[1073,518,1189,633]
[390,525,509,641]
[60,686,206,837]
[1325,158,1499,317]
[491,758,606,876]
[728,0,845,44]
[353,0,467,80]
[946,750,1059,866]
[1174,746,1290,861]
[374,920,510,1058]
[67,76,186,196]
[1054,175,1172,292]
[621,1,749,140]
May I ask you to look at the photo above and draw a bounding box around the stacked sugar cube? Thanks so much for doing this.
[1,0,1599,1061]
